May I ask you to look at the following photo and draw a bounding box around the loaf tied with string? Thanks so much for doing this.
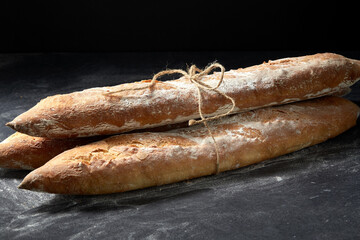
[18,96,360,195]
[7,53,360,139]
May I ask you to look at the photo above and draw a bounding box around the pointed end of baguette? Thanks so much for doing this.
[18,178,42,192]
[18,172,45,193]
[18,182,25,189]
[18,179,29,190]
[5,121,15,129]
[6,120,27,135]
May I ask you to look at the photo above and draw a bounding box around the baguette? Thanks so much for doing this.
[18,96,360,195]
[7,53,360,138]
[0,132,103,170]
[0,123,188,170]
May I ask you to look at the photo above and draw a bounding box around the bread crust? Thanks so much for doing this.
[7,53,360,138]
[0,123,188,170]
[18,96,360,194]
[0,133,103,170]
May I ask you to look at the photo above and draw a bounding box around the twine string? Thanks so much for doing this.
[105,63,236,174]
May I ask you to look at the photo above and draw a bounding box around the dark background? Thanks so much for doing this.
[0,1,358,53]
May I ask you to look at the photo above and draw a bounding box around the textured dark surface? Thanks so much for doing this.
[0,52,359,239]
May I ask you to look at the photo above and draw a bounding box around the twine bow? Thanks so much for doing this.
[105,63,236,174]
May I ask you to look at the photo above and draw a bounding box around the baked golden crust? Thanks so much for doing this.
[0,132,103,170]
[0,123,187,170]
[7,53,360,138]
[18,96,360,194]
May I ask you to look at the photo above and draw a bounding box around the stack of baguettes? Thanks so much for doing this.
[1,53,360,195]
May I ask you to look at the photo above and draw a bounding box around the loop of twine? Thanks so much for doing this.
[105,63,236,174]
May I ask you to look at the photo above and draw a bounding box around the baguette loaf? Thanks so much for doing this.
[0,123,188,170]
[7,53,360,138]
[18,96,360,195]
[0,132,103,170]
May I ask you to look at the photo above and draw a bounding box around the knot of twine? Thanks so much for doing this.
[106,63,235,174]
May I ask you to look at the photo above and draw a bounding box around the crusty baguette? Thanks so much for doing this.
[7,53,360,138]
[18,96,360,195]
[0,132,104,170]
[0,123,188,170]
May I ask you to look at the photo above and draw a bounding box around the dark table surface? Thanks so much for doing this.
[0,51,359,240]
